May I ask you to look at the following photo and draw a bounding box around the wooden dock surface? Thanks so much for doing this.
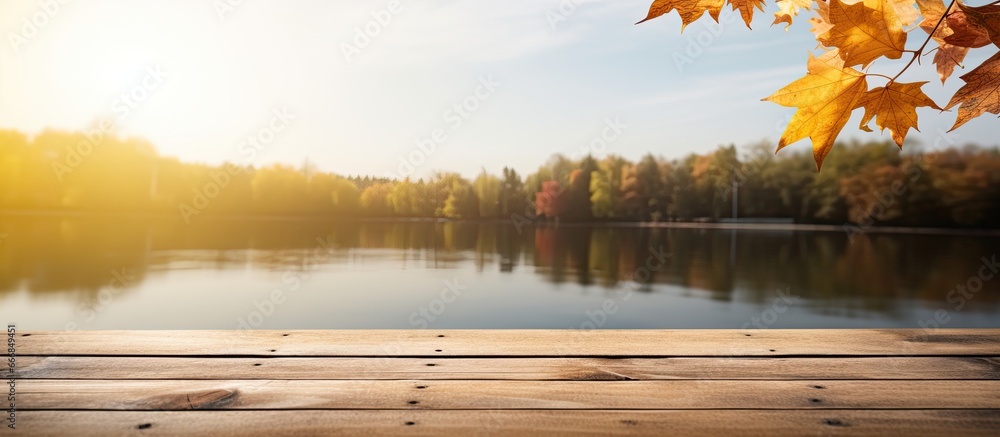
[8,329,1000,436]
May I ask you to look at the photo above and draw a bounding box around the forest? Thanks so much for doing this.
[0,129,998,227]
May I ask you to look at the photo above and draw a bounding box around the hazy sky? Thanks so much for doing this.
[1,0,995,178]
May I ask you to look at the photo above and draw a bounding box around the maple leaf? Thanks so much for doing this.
[944,8,992,48]
[810,0,835,38]
[637,0,998,171]
[916,0,975,82]
[773,0,814,29]
[945,51,1000,131]
[729,0,767,28]
[856,82,941,147]
[957,3,1000,48]
[763,51,868,169]
[819,0,907,67]
[918,0,990,47]
[933,43,971,83]
[916,0,949,37]
[890,0,920,27]
[637,0,725,30]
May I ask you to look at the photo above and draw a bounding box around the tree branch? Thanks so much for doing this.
[889,0,958,84]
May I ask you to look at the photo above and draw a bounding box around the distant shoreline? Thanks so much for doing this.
[1,209,998,236]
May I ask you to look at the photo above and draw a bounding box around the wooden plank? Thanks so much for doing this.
[14,356,1000,380]
[15,329,1000,357]
[8,410,1000,436]
[17,380,1000,410]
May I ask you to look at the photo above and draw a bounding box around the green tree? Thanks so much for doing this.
[499,167,526,217]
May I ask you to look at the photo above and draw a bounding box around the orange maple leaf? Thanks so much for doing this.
[916,0,949,38]
[917,0,976,82]
[637,0,725,30]
[945,7,992,48]
[728,0,766,28]
[889,0,920,27]
[763,51,869,169]
[856,82,942,147]
[957,3,1000,48]
[810,0,834,38]
[945,51,1000,131]
[819,0,907,67]
[773,0,815,29]
[933,44,971,84]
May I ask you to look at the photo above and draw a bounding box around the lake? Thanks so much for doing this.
[1,216,998,330]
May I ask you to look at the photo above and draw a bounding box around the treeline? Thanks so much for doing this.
[1,129,998,227]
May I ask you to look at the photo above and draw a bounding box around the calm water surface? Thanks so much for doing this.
[1,217,998,329]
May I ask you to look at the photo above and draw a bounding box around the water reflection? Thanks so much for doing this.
[1,216,998,327]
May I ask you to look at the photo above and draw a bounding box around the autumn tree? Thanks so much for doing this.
[251,164,309,214]
[473,169,502,218]
[562,156,597,220]
[360,182,394,216]
[590,169,615,219]
[620,164,645,217]
[536,180,562,218]
[329,177,361,216]
[443,183,478,219]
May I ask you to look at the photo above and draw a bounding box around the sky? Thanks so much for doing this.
[1,0,996,179]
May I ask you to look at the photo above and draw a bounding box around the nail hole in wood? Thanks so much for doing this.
[823,419,847,427]
[769,349,776,352]
[416,386,427,389]
[810,398,822,403]
[408,400,419,405]
[253,363,262,367]
[21,334,30,337]
[136,423,153,430]
[437,335,445,337]
[282,334,289,337]
[435,349,442,352]
[813,385,825,389]
[405,421,416,426]
[426,363,436,366]
[744,334,751,337]
[269,349,277,352]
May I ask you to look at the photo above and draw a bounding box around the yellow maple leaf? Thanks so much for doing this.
[916,0,949,39]
[637,0,725,31]
[945,51,1000,131]
[772,0,814,29]
[763,51,868,169]
[728,0,766,28]
[819,0,907,67]
[856,82,941,147]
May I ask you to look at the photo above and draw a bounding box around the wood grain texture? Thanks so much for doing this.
[11,329,1000,435]
[8,410,1000,437]
[15,329,1000,357]
[18,379,1000,410]
[14,356,1000,380]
